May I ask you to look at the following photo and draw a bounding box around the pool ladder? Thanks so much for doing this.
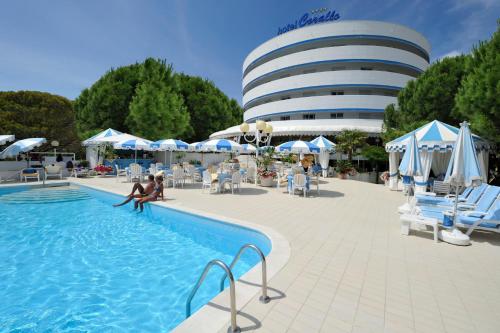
[185,244,269,333]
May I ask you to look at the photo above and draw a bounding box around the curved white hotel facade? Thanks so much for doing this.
[211,20,430,139]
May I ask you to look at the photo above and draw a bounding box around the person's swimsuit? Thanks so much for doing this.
[149,184,162,200]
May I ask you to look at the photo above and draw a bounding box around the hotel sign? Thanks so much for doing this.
[277,8,340,35]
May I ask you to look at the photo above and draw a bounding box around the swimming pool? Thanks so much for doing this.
[0,185,271,332]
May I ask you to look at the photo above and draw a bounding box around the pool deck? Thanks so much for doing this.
[10,177,500,333]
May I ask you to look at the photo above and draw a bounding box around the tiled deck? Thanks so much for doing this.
[57,177,500,332]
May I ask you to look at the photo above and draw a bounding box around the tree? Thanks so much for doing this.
[0,91,79,151]
[336,130,367,162]
[454,21,500,148]
[176,73,243,142]
[384,55,469,130]
[126,60,191,140]
[74,63,142,139]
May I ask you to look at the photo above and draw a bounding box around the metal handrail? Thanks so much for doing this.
[220,244,270,304]
[186,259,240,333]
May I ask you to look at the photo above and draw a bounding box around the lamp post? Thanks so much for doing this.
[51,140,59,156]
[239,120,273,185]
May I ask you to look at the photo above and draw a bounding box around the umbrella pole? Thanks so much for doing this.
[170,150,173,167]
[452,183,460,229]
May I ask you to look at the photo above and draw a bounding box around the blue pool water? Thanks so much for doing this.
[0,185,271,332]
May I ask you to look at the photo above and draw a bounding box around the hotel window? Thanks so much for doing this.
[303,114,315,120]
[264,118,271,122]
[359,90,372,95]
[302,91,316,97]
[303,69,316,74]
[331,113,344,119]
[280,74,290,79]
[361,67,373,71]
[331,91,344,95]
[280,116,290,121]
[280,96,291,100]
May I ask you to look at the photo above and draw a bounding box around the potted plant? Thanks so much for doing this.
[94,164,113,177]
[256,147,276,186]
[335,160,355,179]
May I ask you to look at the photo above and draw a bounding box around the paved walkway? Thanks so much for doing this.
[70,177,500,333]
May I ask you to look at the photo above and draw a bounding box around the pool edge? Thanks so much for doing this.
[67,180,291,333]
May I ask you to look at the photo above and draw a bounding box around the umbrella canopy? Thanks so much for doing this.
[202,139,242,152]
[444,122,482,188]
[150,139,189,151]
[82,128,123,146]
[310,135,335,152]
[398,133,423,177]
[385,120,489,152]
[276,140,320,154]
[113,137,152,151]
[240,143,257,154]
[0,138,47,159]
[189,141,205,151]
[0,135,15,145]
[89,133,140,145]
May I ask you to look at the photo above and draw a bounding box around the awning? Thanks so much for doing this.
[210,119,383,139]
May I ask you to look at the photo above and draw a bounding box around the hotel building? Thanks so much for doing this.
[210,20,430,140]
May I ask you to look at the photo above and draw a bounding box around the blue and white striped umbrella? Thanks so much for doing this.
[202,139,242,152]
[276,140,320,154]
[240,143,257,154]
[398,133,423,177]
[0,135,15,145]
[310,136,335,152]
[189,141,205,151]
[385,120,489,152]
[82,128,123,146]
[444,122,482,188]
[113,137,152,151]
[442,121,482,244]
[0,138,47,159]
[150,139,189,151]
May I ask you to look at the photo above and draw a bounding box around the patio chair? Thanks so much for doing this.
[72,167,89,178]
[432,180,451,195]
[246,167,256,183]
[202,170,215,193]
[292,174,308,197]
[44,164,63,180]
[184,165,196,184]
[415,183,487,207]
[222,172,241,194]
[115,164,127,182]
[20,168,40,182]
[128,163,143,183]
[172,168,185,188]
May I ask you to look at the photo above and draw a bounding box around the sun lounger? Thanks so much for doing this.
[20,168,40,182]
[415,183,487,207]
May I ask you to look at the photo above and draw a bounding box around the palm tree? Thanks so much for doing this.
[336,130,367,162]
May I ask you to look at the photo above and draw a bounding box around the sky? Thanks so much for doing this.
[0,0,498,104]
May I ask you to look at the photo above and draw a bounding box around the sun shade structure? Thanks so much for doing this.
[275,140,320,154]
[385,120,489,191]
[150,139,189,151]
[0,138,47,159]
[0,135,15,146]
[201,139,242,152]
[398,133,423,178]
[441,121,483,246]
[310,136,335,152]
[188,142,205,151]
[113,137,152,151]
[82,128,123,146]
[310,136,335,177]
[240,143,257,154]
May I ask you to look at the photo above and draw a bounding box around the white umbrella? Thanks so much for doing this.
[440,121,482,246]
[398,133,423,210]
[276,140,320,154]
[0,138,47,159]
[0,135,15,146]
[310,136,335,177]
[113,137,152,162]
[202,139,242,152]
[82,128,123,146]
[150,139,189,166]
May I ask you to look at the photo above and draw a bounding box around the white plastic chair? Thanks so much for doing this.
[246,167,256,183]
[227,172,241,194]
[202,170,214,193]
[292,174,307,197]
[172,168,185,188]
[115,164,127,182]
[184,165,196,184]
[128,163,143,183]
[44,164,63,180]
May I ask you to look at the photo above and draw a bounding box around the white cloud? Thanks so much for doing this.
[437,50,463,61]
[449,0,498,12]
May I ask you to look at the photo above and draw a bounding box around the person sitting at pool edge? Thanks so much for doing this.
[113,174,155,207]
[134,175,164,212]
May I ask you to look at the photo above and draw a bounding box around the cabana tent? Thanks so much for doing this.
[82,129,138,168]
[385,120,489,192]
